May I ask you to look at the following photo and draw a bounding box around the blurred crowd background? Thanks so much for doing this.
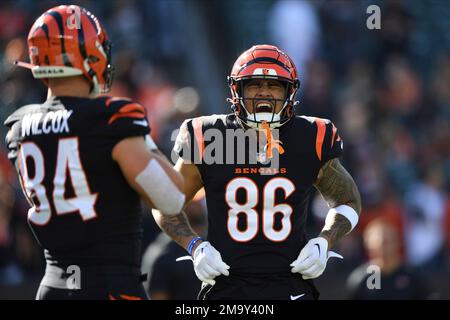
[0,0,449,299]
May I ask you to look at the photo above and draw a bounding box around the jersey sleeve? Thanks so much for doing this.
[172,118,203,164]
[103,97,151,141]
[312,118,344,164]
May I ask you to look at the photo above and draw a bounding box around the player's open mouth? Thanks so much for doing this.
[255,102,273,113]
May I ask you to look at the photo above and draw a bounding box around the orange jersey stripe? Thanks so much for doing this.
[119,103,145,114]
[108,112,145,124]
[108,103,146,124]
[192,118,204,162]
[314,119,326,161]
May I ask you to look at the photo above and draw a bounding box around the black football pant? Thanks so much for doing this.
[36,265,148,300]
[198,272,320,300]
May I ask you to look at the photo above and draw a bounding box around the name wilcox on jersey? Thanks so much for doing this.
[21,109,73,136]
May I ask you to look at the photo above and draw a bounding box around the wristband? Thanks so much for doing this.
[187,236,204,256]
[327,205,359,233]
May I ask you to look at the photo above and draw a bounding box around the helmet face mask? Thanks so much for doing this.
[228,45,300,129]
[93,38,114,94]
[16,5,114,95]
[235,77,294,129]
[102,39,114,93]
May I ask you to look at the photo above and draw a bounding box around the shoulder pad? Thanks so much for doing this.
[298,115,331,126]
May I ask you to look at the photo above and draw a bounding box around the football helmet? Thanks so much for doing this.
[228,44,300,129]
[16,5,113,95]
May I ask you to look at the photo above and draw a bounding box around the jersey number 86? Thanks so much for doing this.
[225,177,295,242]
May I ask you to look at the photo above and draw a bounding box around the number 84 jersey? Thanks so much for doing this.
[4,96,150,268]
[173,114,343,275]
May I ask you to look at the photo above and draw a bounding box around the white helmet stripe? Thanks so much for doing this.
[252,68,277,76]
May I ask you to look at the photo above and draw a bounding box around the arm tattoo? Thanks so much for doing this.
[314,159,361,212]
[314,158,362,248]
[152,210,198,250]
[319,214,352,249]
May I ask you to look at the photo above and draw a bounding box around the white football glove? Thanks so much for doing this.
[192,241,230,285]
[290,237,343,280]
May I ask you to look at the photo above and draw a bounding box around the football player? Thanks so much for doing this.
[4,5,185,300]
[152,45,361,300]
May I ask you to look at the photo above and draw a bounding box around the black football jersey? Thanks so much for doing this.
[4,96,150,268]
[173,114,343,274]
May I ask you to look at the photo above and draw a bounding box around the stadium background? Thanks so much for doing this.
[0,0,449,299]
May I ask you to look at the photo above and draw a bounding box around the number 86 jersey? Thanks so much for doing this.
[173,114,343,275]
[4,96,150,268]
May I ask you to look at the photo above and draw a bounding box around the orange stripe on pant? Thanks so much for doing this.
[108,294,143,300]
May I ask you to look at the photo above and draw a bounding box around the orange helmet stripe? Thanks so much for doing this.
[22,5,112,93]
